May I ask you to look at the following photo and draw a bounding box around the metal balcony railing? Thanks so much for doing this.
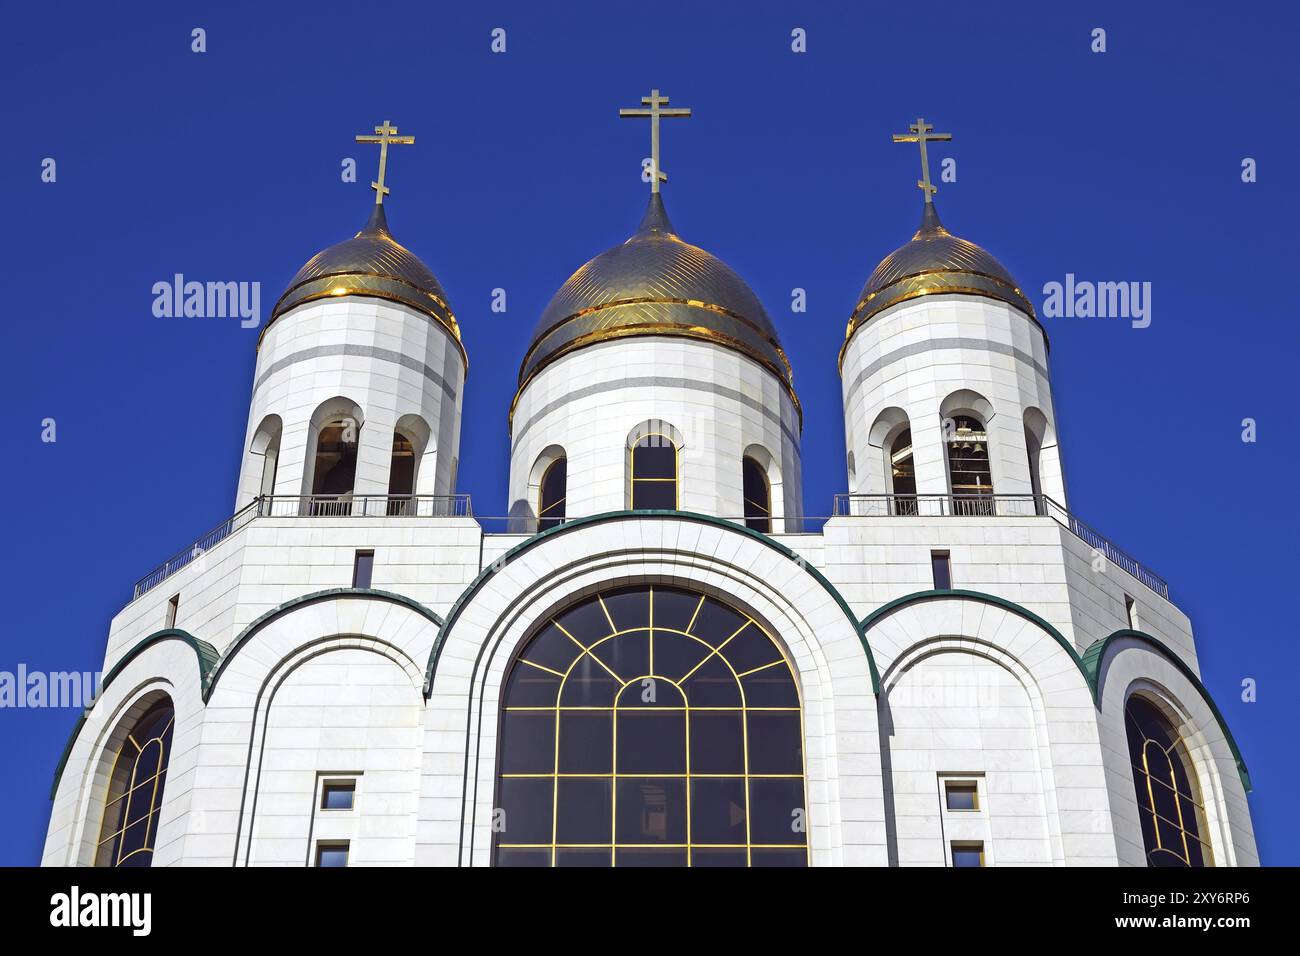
[832,493,1169,599]
[257,494,473,518]
[131,494,473,599]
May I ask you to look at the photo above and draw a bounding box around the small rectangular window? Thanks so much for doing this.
[165,594,180,629]
[1124,594,1139,630]
[352,550,374,589]
[944,781,979,811]
[320,780,356,810]
[951,841,984,868]
[931,551,952,590]
[316,841,349,867]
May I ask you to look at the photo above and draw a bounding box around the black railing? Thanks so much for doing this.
[132,494,474,599]
[832,493,1168,599]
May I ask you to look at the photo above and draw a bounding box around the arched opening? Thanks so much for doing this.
[538,456,567,530]
[944,414,994,515]
[1124,695,1212,867]
[492,585,807,867]
[630,435,678,510]
[95,697,175,867]
[1023,407,1057,515]
[387,431,416,515]
[742,456,771,532]
[310,418,360,514]
[886,426,918,516]
[249,415,283,505]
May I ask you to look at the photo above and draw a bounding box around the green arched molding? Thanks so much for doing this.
[50,588,442,800]
[423,510,879,697]
[204,587,443,702]
[49,628,219,800]
[1082,629,1251,792]
[862,588,1091,689]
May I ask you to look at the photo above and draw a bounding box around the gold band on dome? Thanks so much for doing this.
[510,322,803,432]
[519,294,795,385]
[260,273,467,369]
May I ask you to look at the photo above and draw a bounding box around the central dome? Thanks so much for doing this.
[518,194,796,409]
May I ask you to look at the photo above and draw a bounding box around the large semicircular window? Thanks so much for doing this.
[493,585,807,867]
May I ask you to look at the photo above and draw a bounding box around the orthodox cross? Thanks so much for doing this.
[891,117,951,203]
[619,89,691,193]
[355,120,415,205]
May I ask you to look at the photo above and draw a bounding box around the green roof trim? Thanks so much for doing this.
[861,588,1090,690]
[49,628,219,800]
[423,510,879,697]
[1082,629,1251,792]
[51,589,443,802]
[204,587,443,702]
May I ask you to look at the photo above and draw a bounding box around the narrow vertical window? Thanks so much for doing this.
[742,456,771,532]
[352,550,374,589]
[630,435,677,510]
[538,457,567,530]
[946,415,993,515]
[1125,594,1139,630]
[164,594,180,629]
[931,550,952,590]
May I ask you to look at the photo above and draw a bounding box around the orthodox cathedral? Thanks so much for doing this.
[43,96,1257,867]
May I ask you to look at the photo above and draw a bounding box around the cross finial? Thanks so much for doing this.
[355,120,415,205]
[891,117,952,204]
[619,89,692,193]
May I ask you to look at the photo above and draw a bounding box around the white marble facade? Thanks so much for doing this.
[43,216,1258,870]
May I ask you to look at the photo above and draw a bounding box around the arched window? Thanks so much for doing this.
[1124,696,1211,867]
[311,417,360,515]
[95,698,175,867]
[630,435,677,510]
[945,414,994,515]
[493,585,807,867]
[742,457,771,532]
[387,431,416,515]
[887,427,918,515]
[538,457,567,530]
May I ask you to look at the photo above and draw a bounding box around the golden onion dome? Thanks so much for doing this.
[517,194,797,420]
[842,202,1039,366]
[265,204,463,362]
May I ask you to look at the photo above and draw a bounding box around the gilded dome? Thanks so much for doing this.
[517,194,797,415]
[843,202,1038,362]
[266,204,462,356]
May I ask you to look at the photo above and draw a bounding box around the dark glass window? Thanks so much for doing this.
[494,585,807,867]
[1124,696,1211,867]
[352,550,374,589]
[631,436,676,510]
[320,780,355,810]
[931,551,952,590]
[95,698,175,867]
[951,842,984,867]
[538,457,567,530]
[945,415,994,515]
[742,457,771,532]
[316,842,349,867]
[944,781,978,811]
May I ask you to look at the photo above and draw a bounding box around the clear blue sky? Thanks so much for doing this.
[1,0,1295,865]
